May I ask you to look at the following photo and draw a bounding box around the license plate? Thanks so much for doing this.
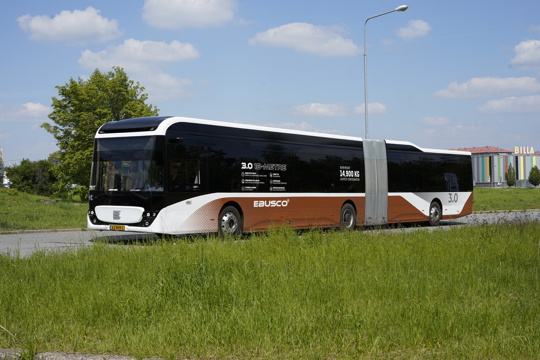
[110,225,126,231]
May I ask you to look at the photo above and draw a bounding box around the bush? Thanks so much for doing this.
[529,165,540,187]
[5,159,56,196]
[0,187,19,196]
[505,163,516,187]
[74,185,89,201]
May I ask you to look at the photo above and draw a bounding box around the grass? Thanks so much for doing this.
[0,188,87,231]
[1,223,539,359]
[473,187,540,211]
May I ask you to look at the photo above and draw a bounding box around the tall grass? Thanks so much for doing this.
[1,222,539,359]
[0,189,87,231]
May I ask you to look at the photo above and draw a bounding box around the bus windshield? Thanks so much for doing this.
[90,136,164,192]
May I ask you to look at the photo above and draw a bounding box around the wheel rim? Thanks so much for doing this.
[342,209,354,227]
[430,205,441,223]
[221,211,238,235]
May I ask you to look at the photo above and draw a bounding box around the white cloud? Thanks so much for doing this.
[21,102,50,118]
[434,77,540,99]
[0,103,50,123]
[142,0,237,29]
[355,102,388,115]
[290,103,348,117]
[79,39,199,101]
[510,40,540,72]
[478,95,540,113]
[79,39,199,70]
[397,20,431,40]
[17,7,121,45]
[249,23,360,57]
[421,116,451,126]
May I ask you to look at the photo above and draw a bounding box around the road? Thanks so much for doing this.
[1,210,539,257]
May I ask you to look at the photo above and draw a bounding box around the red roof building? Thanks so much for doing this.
[453,146,513,155]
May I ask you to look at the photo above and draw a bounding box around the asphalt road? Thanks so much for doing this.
[1,210,539,257]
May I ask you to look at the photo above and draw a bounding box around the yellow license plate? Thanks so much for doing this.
[110,225,126,231]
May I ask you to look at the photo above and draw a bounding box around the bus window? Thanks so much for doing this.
[93,136,164,192]
[169,159,201,192]
[444,173,459,191]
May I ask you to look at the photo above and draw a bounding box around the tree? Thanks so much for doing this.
[6,159,56,196]
[42,67,159,192]
[529,165,540,187]
[505,163,516,187]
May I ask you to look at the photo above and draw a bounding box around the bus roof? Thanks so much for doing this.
[96,116,470,156]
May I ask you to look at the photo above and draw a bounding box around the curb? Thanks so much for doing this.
[0,349,19,360]
[0,349,162,360]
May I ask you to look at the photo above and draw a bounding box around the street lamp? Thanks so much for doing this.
[363,5,408,139]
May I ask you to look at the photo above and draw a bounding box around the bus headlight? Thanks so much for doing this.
[141,211,160,227]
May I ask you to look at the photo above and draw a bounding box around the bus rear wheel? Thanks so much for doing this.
[218,206,243,236]
[340,203,357,230]
[428,201,442,226]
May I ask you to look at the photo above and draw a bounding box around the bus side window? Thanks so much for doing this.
[444,173,459,191]
[187,159,200,191]
[169,159,201,192]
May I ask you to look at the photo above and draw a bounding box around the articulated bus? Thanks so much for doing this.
[88,116,473,236]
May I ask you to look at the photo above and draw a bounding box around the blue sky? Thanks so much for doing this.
[1,0,540,164]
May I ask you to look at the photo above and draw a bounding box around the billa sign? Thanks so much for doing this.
[514,146,535,155]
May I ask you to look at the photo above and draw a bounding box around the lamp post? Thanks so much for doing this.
[363,5,408,139]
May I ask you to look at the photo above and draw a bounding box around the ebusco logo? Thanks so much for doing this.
[253,199,290,208]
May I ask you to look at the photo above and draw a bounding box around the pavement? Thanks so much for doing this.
[0,349,161,360]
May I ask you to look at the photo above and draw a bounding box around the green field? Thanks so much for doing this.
[473,187,540,211]
[1,223,539,359]
[0,189,87,231]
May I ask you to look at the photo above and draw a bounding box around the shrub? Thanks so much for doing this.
[529,165,540,187]
[505,163,516,187]
[5,159,56,196]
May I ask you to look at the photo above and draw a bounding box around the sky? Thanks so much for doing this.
[1,0,540,165]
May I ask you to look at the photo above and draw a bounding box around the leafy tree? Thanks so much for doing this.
[529,165,540,187]
[6,159,56,196]
[42,67,159,193]
[47,151,62,166]
[505,163,516,187]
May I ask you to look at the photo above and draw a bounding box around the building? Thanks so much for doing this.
[455,146,539,188]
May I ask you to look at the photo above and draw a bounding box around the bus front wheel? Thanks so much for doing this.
[428,201,442,226]
[340,203,357,230]
[218,206,243,236]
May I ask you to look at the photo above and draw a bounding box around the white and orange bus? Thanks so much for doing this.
[88,116,473,236]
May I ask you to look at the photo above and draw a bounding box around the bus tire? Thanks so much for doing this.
[340,203,357,230]
[218,205,243,236]
[428,201,442,226]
